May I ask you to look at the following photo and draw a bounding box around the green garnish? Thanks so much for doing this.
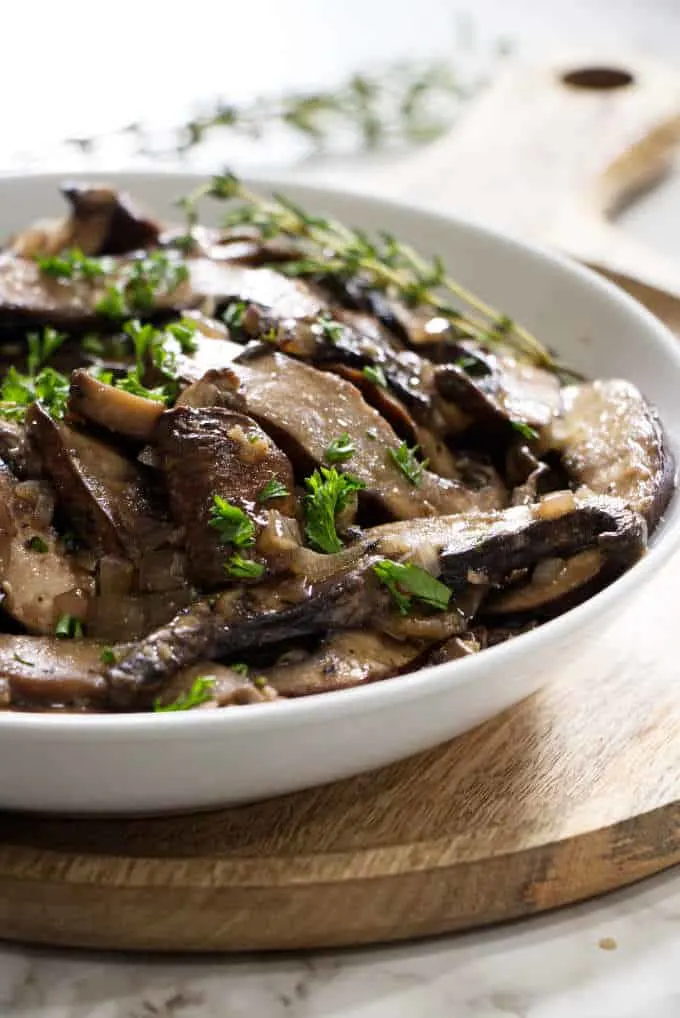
[99,647,117,665]
[365,428,378,440]
[253,675,268,690]
[317,313,344,344]
[223,301,247,328]
[303,467,365,554]
[209,495,255,547]
[95,285,128,319]
[82,334,105,355]
[165,317,199,354]
[373,559,452,616]
[0,365,70,422]
[35,248,106,281]
[109,318,197,406]
[257,478,289,502]
[388,441,427,487]
[362,364,387,388]
[231,662,249,676]
[26,536,48,553]
[154,675,216,712]
[226,554,265,579]
[325,432,355,464]
[179,173,557,370]
[95,252,188,319]
[55,614,84,639]
[115,373,169,403]
[511,420,539,441]
[13,652,33,667]
[27,327,66,375]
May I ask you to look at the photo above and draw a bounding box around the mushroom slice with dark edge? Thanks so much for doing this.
[435,350,562,435]
[483,548,606,619]
[0,257,323,330]
[154,406,297,587]
[0,636,107,711]
[155,661,280,710]
[0,462,92,634]
[257,631,424,697]
[104,563,394,708]
[103,491,644,707]
[177,353,505,518]
[547,379,675,530]
[6,183,161,258]
[27,403,175,559]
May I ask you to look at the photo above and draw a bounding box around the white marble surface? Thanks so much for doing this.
[2,869,680,1017]
[2,1,680,1014]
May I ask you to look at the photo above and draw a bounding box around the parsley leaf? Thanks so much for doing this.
[388,441,427,487]
[303,467,365,554]
[154,675,216,712]
[27,326,66,375]
[55,614,84,639]
[230,662,249,676]
[226,554,265,579]
[325,432,355,464]
[257,478,289,502]
[317,313,344,344]
[209,495,255,547]
[511,420,539,441]
[362,364,387,388]
[36,248,106,281]
[373,560,452,616]
[99,647,117,665]
[0,364,70,422]
[223,301,247,328]
[26,536,49,553]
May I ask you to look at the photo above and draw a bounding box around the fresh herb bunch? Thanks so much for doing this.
[177,173,557,371]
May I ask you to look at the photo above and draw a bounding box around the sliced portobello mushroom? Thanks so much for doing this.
[435,350,562,435]
[6,183,161,259]
[259,630,424,697]
[547,378,675,531]
[0,256,322,329]
[483,547,606,618]
[104,562,393,707]
[27,403,175,559]
[178,353,505,519]
[0,463,92,634]
[154,405,297,587]
[0,636,107,711]
[155,660,280,709]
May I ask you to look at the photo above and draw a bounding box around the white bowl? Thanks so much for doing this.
[1,171,679,815]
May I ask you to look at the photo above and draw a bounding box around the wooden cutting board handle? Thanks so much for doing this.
[380,50,680,298]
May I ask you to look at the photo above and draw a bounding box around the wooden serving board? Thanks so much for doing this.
[2,52,680,954]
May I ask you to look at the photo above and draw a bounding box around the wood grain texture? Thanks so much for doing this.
[1,539,680,952]
[379,49,680,299]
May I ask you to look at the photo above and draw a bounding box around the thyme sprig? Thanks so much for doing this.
[177,173,557,370]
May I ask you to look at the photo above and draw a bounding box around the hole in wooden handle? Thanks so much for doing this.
[562,67,634,90]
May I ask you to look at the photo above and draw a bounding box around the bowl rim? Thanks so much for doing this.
[2,169,679,738]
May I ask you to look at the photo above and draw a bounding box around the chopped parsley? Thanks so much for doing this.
[223,301,247,328]
[303,467,365,554]
[388,441,427,487]
[55,614,84,639]
[154,675,216,712]
[13,652,34,667]
[0,364,70,422]
[26,535,49,553]
[511,420,539,441]
[257,477,290,502]
[324,432,355,464]
[317,313,344,344]
[95,252,189,319]
[362,364,387,388]
[108,318,198,406]
[35,247,106,281]
[27,327,66,375]
[209,495,255,547]
[99,647,117,666]
[373,560,452,616]
[226,554,265,579]
[230,662,249,676]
